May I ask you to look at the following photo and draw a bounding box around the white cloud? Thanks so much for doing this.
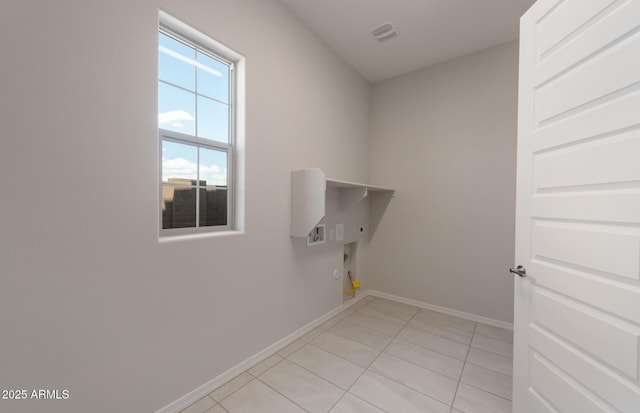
[200,164,227,186]
[171,122,184,128]
[159,110,194,124]
[163,158,196,180]
[163,158,227,186]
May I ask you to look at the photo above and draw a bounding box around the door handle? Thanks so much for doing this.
[509,265,527,278]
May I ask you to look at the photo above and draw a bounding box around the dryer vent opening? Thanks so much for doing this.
[371,22,398,42]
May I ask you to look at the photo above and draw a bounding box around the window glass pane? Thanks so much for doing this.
[162,140,197,183]
[197,51,229,103]
[200,186,228,227]
[197,96,229,143]
[162,185,196,229]
[158,25,235,233]
[159,32,195,91]
[200,147,228,228]
[158,82,196,135]
[199,147,227,187]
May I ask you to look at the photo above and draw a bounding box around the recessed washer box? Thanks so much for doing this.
[307,224,326,246]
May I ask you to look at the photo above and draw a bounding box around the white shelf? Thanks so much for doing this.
[327,178,393,212]
[291,168,394,238]
[326,178,393,192]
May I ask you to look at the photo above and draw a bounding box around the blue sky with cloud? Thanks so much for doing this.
[158,31,230,187]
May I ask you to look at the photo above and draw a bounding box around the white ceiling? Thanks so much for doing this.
[278,0,536,83]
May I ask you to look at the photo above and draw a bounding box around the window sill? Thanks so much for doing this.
[158,230,245,244]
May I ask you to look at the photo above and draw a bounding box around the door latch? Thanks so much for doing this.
[509,265,527,278]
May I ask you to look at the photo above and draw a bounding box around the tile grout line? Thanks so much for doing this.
[325,320,397,351]
[468,341,514,359]
[402,316,476,346]
[323,296,376,413]
[451,324,515,408]
[344,305,410,330]
[255,375,313,413]
[379,337,465,380]
[410,313,476,334]
[304,339,370,368]
[463,357,513,379]
[460,381,513,403]
[250,303,393,413]
[212,403,229,413]
[203,298,512,413]
[208,374,255,407]
[465,347,513,378]
[307,307,473,381]
[361,306,466,410]
[269,348,365,410]
[305,333,377,369]
[390,327,469,362]
[313,323,471,380]
[396,323,513,364]
[324,300,418,412]
[207,304,371,412]
[412,308,513,345]
[331,301,440,344]
[449,321,477,413]
[247,352,316,412]
[464,358,515,393]
[333,391,391,413]
[212,357,301,411]
[328,300,472,411]
[283,345,358,391]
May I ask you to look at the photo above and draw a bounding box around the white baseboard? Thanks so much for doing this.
[156,289,509,412]
[155,293,369,413]
[368,290,513,330]
[342,289,370,309]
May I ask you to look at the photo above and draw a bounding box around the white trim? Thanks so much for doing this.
[154,293,369,413]
[158,11,245,236]
[343,289,370,309]
[368,290,513,330]
[159,10,243,63]
[157,230,245,244]
[156,288,514,413]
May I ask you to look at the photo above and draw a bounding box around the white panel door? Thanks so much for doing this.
[514,0,640,412]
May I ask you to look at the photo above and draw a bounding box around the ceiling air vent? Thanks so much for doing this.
[371,22,398,42]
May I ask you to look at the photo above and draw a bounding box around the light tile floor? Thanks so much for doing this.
[179,296,513,413]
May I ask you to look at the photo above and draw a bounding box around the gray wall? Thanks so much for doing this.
[0,1,520,410]
[367,41,519,323]
[0,1,370,412]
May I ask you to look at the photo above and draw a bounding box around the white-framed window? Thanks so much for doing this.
[158,15,240,235]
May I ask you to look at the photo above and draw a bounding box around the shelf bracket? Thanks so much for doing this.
[339,187,368,212]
